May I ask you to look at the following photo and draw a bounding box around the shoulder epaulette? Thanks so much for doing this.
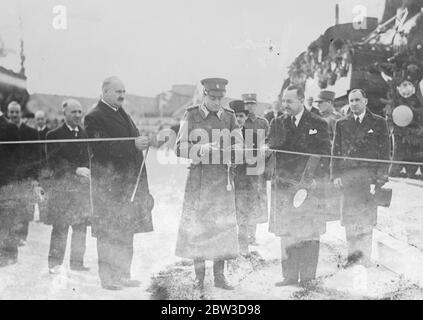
[222,107,234,113]
[186,105,200,112]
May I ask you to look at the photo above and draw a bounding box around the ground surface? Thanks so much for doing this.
[1,148,423,300]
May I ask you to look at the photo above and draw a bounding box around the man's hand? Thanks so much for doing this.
[135,135,150,151]
[333,177,343,189]
[200,142,218,156]
[76,167,90,178]
[375,174,389,187]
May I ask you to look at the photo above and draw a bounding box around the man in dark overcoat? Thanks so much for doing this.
[7,101,39,245]
[332,89,390,266]
[267,85,331,287]
[0,110,20,266]
[44,99,91,274]
[175,78,244,290]
[84,76,153,290]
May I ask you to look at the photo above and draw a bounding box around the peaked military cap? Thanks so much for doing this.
[242,93,257,104]
[201,78,228,97]
[314,90,335,102]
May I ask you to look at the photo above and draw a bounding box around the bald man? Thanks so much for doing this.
[84,77,153,290]
[44,99,91,274]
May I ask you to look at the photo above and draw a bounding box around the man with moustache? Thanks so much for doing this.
[44,99,91,274]
[332,89,390,267]
[241,93,269,247]
[175,78,243,290]
[84,77,154,290]
[314,90,343,141]
[268,85,331,287]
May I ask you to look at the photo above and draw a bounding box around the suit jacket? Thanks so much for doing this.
[332,109,390,226]
[267,109,331,241]
[332,109,390,183]
[84,100,153,237]
[43,124,91,226]
[46,124,89,178]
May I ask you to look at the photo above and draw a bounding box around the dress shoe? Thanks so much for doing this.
[275,279,298,287]
[344,251,363,268]
[193,279,204,290]
[214,277,235,290]
[101,283,123,291]
[0,257,17,268]
[48,265,62,274]
[299,280,316,289]
[120,278,141,287]
[70,265,90,272]
[18,240,26,247]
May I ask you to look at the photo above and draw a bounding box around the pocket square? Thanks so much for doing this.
[309,129,318,135]
[368,129,374,134]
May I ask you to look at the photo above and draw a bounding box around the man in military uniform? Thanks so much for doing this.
[268,85,331,287]
[241,93,269,246]
[314,90,344,222]
[332,89,390,266]
[229,100,252,255]
[314,90,343,141]
[175,78,243,290]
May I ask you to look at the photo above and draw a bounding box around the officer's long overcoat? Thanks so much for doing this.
[175,104,243,260]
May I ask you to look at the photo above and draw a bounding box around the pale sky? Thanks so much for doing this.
[0,0,386,102]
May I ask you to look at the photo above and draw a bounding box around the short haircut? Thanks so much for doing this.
[34,110,46,118]
[349,89,367,99]
[285,85,305,100]
[7,101,21,111]
[102,76,121,92]
[62,98,81,110]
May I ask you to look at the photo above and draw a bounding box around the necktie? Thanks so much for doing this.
[355,117,360,126]
[291,116,296,128]
[73,130,78,138]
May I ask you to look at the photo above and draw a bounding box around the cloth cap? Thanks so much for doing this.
[229,100,248,115]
